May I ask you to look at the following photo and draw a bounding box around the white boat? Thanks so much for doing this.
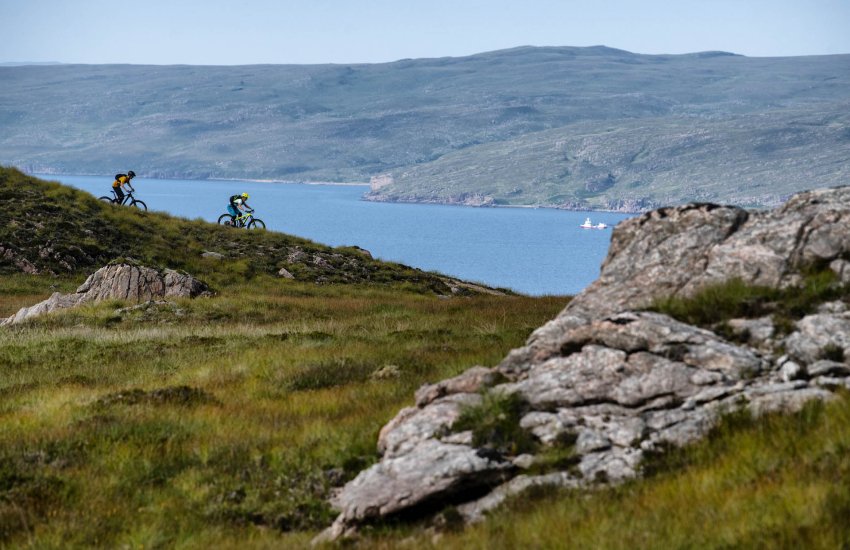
[595,222,608,229]
[580,217,593,229]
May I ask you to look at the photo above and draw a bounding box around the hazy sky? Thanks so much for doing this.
[1,0,849,65]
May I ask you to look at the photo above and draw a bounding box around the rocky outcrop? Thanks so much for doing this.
[2,262,208,325]
[317,309,844,540]
[370,174,395,192]
[315,186,850,542]
[503,187,850,371]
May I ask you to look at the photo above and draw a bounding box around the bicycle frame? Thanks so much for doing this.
[112,188,136,205]
[233,212,254,225]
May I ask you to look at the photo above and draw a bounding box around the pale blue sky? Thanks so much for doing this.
[1,0,849,65]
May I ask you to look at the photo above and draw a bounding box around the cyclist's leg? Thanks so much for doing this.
[227,204,240,224]
[114,187,125,204]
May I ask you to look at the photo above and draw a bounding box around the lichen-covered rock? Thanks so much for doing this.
[456,472,580,523]
[2,263,208,325]
[784,312,850,364]
[378,394,481,459]
[503,188,850,371]
[415,366,501,407]
[316,188,850,542]
[316,440,513,542]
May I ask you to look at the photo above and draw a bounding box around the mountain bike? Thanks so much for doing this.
[217,210,266,229]
[98,187,147,210]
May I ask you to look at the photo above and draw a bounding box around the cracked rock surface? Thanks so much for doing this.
[315,187,850,542]
[2,262,209,325]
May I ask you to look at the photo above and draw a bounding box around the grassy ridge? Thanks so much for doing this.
[371,106,850,211]
[0,167,490,295]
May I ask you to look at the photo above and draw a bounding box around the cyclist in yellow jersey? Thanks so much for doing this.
[112,170,136,204]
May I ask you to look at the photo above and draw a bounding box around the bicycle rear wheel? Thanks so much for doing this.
[131,199,147,211]
[247,218,265,230]
[217,214,235,226]
[98,196,115,204]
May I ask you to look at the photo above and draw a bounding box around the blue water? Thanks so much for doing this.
[39,174,631,296]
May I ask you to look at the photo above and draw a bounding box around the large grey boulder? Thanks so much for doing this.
[315,188,850,542]
[316,440,513,542]
[317,311,838,542]
[2,262,208,325]
[503,187,850,371]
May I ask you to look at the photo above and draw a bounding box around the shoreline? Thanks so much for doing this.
[30,171,639,214]
[361,194,648,214]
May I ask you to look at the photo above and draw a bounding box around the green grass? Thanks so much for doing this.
[649,270,846,337]
[452,391,537,456]
[0,272,564,548]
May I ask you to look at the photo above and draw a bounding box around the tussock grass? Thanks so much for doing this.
[452,392,537,456]
[0,273,564,547]
[650,270,846,335]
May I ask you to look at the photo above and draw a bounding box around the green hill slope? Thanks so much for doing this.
[0,167,496,295]
[368,104,850,211]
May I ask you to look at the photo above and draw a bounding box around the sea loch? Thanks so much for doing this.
[42,174,630,296]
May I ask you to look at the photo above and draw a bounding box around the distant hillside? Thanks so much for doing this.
[367,104,850,211]
[1,46,849,203]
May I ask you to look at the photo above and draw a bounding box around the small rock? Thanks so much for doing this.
[441,430,474,446]
[575,429,611,454]
[512,454,536,470]
[829,259,850,286]
[807,360,850,378]
[415,366,501,407]
[371,364,402,380]
[727,317,775,345]
[201,251,225,260]
[277,267,295,279]
[812,376,847,389]
[779,361,805,382]
[817,300,848,314]
[456,472,580,524]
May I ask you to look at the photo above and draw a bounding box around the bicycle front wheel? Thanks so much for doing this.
[131,200,147,211]
[217,214,234,226]
[247,218,265,230]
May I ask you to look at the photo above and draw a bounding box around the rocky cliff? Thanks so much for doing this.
[315,186,850,542]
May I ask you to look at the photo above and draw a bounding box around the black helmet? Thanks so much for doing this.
[128,170,136,178]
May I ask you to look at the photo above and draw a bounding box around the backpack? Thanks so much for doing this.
[115,173,126,181]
